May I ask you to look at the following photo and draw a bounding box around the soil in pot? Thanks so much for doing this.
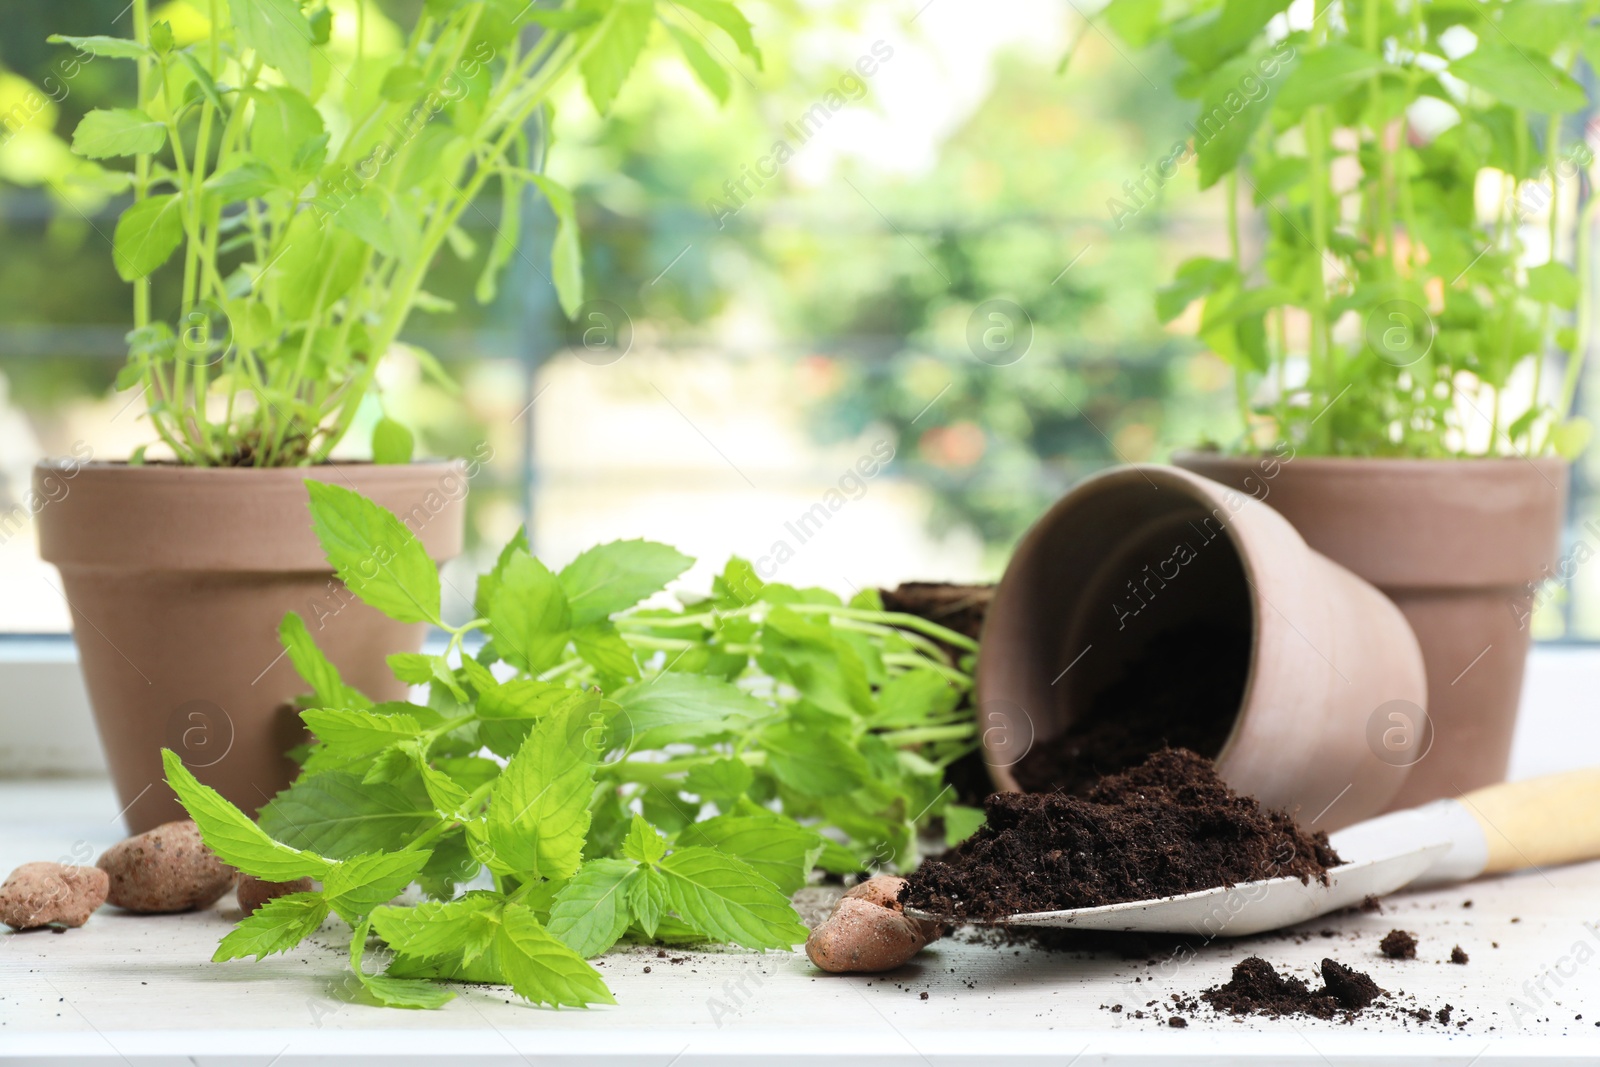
[899,748,1342,921]
[1009,621,1249,795]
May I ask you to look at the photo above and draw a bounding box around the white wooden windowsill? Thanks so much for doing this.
[1,647,1598,1063]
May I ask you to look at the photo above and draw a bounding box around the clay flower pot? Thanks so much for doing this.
[35,461,467,833]
[1174,453,1567,809]
[978,464,1425,830]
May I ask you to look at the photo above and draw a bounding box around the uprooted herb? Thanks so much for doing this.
[165,482,979,1009]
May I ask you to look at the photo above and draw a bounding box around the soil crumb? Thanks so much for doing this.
[900,748,1341,921]
[1380,929,1418,960]
[1450,945,1469,965]
[1011,624,1249,795]
[1204,956,1384,1020]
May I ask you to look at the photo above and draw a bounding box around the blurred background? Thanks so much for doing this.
[1,0,1596,638]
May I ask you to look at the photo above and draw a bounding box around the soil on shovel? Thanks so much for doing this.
[900,748,1341,921]
[1012,623,1250,795]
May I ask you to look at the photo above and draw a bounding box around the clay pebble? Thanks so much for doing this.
[97,820,234,913]
[806,875,943,974]
[0,862,109,930]
[236,875,315,916]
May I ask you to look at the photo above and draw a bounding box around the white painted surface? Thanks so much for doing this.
[2,649,1599,1062]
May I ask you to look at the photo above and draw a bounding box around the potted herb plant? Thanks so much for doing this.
[31,0,758,833]
[1095,0,1590,805]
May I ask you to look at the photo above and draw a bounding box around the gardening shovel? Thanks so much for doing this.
[905,768,1600,937]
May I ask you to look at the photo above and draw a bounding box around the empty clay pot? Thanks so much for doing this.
[977,464,1425,831]
[1174,452,1567,809]
[35,461,467,833]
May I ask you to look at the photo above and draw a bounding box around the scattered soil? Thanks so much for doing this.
[1203,956,1384,1020]
[900,748,1342,921]
[1380,929,1418,960]
[1012,624,1250,795]
[1450,945,1469,965]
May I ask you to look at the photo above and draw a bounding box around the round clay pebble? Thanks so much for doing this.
[97,820,234,913]
[807,897,937,973]
[0,862,109,930]
[236,874,314,916]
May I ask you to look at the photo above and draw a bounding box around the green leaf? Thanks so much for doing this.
[609,673,768,749]
[249,86,325,178]
[675,813,822,895]
[495,903,615,1007]
[1450,44,1587,113]
[278,611,371,710]
[1100,0,1164,47]
[371,895,500,965]
[474,526,530,618]
[213,893,329,961]
[306,481,442,626]
[627,866,668,938]
[323,850,434,922]
[683,757,753,805]
[301,706,422,764]
[483,703,597,879]
[47,34,151,59]
[621,814,669,865]
[666,24,730,103]
[476,681,590,759]
[547,858,638,957]
[672,0,762,68]
[1274,44,1384,115]
[258,771,438,858]
[386,653,466,701]
[350,919,456,1009]
[228,0,315,92]
[558,539,693,626]
[529,175,584,318]
[161,749,334,880]
[572,621,639,680]
[1194,49,1286,189]
[487,550,572,673]
[113,195,184,281]
[759,720,868,797]
[70,109,167,159]
[1527,261,1579,309]
[874,668,960,727]
[580,0,655,113]
[943,804,985,846]
[1157,257,1237,323]
[657,846,808,950]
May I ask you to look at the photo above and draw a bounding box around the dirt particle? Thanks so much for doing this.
[1449,945,1468,965]
[1168,1017,1187,1028]
[1359,895,1383,914]
[1379,930,1417,960]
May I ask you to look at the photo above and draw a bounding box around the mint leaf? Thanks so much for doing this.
[350,919,456,1009]
[306,481,442,626]
[258,771,437,858]
[162,750,334,880]
[477,681,590,759]
[673,0,763,68]
[214,892,329,961]
[496,903,614,1007]
[487,550,572,673]
[621,814,668,865]
[758,720,869,796]
[627,866,668,938]
[227,0,314,92]
[323,850,433,922]
[279,612,371,710]
[657,846,807,950]
[675,813,822,895]
[474,526,529,618]
[943,804,985,846]
[71,108,166,159]
[579,0,655,114]
[557,539,693,626]
[372,416,415,465]
[113,194,183,281]
[874,669,959,727]
[371,895,500,965]
[1451,43,1587,113]
[683,757,753,806]
[571,621,638,680]
[546,858,638,957]
[666,23,730,104]
[387,653,467,702]
[609,674,767,749]
[482,703,596,879]
[529,175,584,319]
[301,707,422,765]
[46,33,150,58]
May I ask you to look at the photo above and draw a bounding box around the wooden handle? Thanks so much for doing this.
[1457,768,1600,874]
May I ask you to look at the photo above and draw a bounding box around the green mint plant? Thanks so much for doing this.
[53,0,759,466]
[1101,0,1595,457]
[164,482,978,1009]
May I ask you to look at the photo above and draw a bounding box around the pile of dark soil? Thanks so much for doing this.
[1380,929,1417,959]
[900,748,1341,921]
[1204,956,1384,1019]
[1012,624,1250,795]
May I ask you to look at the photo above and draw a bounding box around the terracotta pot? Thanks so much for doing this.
[1174,452,1567,809]
[977,465,1425,830]
[35,461,467,833]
